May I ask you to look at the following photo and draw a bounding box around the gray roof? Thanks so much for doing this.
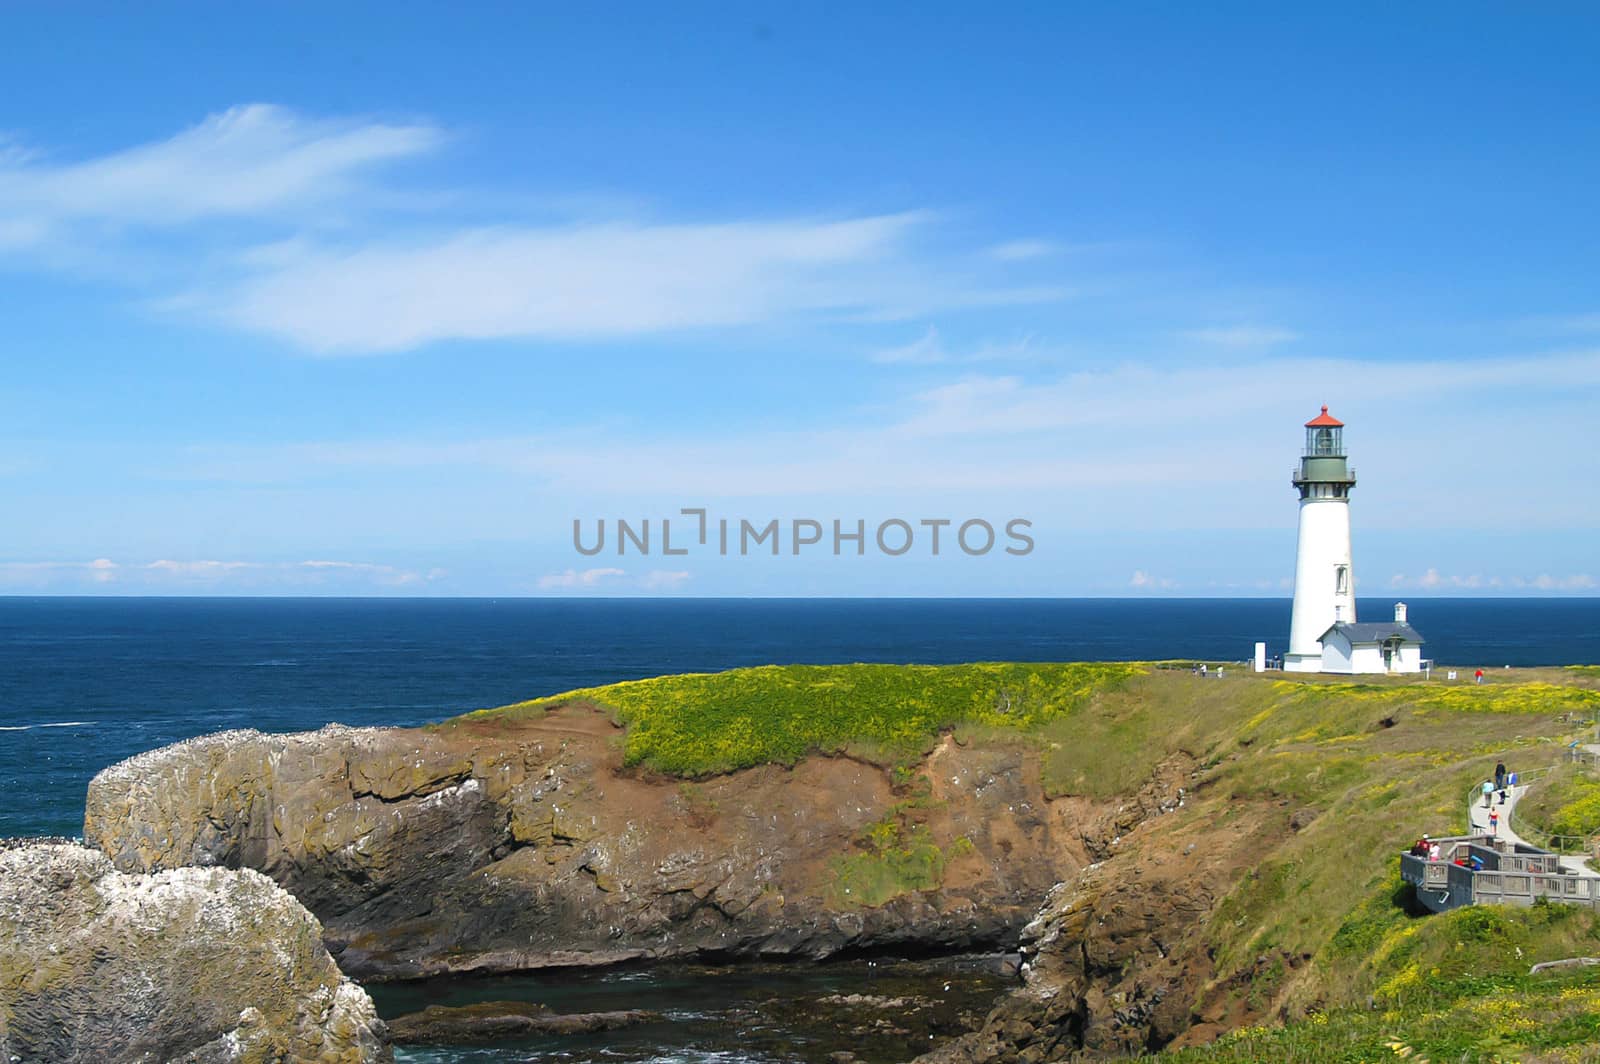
[1320,621,1425,645]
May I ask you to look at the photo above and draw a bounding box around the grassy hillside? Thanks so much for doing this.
[1145,896,1600,1062]
[1154,899,1600,1062]
[450,662,1600,1059]
[451,661,1144,776]
[1153,670,1600,1062]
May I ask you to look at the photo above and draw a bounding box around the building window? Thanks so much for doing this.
[1335,565,1349,594]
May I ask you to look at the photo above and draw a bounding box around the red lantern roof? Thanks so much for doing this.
[1305,405,1344,427]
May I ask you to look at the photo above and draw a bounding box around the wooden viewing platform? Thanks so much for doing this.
[1402,765,1600,912]
[1401,834,1600,913]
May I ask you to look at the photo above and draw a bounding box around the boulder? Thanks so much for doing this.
[0,842,389,1063]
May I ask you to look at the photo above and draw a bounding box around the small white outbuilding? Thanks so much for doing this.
[1317,602,1426,675]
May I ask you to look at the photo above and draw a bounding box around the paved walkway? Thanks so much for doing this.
[1468,773,1600,879]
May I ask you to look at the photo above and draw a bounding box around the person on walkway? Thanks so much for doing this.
[1495,762,1507,790]
[1483,780,1495,808]
[1428,841,1441,861]
[1489,809,1499,835]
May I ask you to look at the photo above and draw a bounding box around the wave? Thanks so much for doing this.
[0,721,93,732]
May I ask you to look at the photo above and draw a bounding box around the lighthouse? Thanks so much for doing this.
[1284,406,1358,672]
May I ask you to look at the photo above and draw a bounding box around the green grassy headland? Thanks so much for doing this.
[447,662,1600,1060]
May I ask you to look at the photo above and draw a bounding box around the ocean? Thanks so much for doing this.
[3,596,1598,841]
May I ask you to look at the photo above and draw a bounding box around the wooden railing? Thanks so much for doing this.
[1472,868,1600,905]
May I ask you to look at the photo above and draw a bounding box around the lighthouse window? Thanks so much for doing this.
[1305,425,1344,457]
[1335,565,1350,594]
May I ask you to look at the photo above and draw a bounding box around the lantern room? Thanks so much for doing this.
[1304,405,1344,457]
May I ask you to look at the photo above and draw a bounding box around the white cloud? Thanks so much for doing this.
[869,326,1044,365]
[1527,312,1600,335]
[1390,568,1596,592]
[156,348,1600,508]
[0,103,440,234]
[0,558,120,585]
[1529,573,1596,590]
[147,559,258,576]
[1129,569,1177,589]
[0,557,436,589]
[1181,325,1300,349]
[0,106,1075,352]
[987,239,1057,261]
[534,568,689,593]
[888,349,1600,440]
[0,216,48,250]
[537,567,626,590]
[211,213,978,352]
[872,326,948,364]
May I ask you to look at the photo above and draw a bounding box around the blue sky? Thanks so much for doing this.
[2,3,1597,596]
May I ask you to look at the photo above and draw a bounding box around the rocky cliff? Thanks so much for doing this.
[84,703,1082,980]
[0,841,388,1064]
[918,766,1292,1063]
[74,664,1600,1059]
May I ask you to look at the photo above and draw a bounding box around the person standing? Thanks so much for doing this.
[1482,780,1495,808]
[1476,669,1485,685]
[1489,809,1499,835]
[1495,762,1507,791]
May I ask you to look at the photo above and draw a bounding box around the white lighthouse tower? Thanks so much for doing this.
[1284,405,1358,672]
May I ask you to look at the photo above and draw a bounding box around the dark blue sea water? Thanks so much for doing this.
[2,596,1597,839]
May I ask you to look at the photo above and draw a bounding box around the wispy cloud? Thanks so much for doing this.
[0,103,441,235]
[869,326,1045,365]
[641,569,692,590]
[0,105,1071,353]
[0,558,121,584]
[534,567,692,592]
[0,557,439,590]
[1129,569,1177,590]
[536,567,626,590]
[888,348,1600,440]
[1524,312,1600,336]
[153,348,1600,506]
[1181,325,1300,349]
[986,239,1057,261]
[208,212,993,352]
[1390,568,1596,592]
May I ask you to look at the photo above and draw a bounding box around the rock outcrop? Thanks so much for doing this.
[85,705,1072,980]
[0,842,389,1064]
[916,777,1279,1063]
[386,1001,658,1043]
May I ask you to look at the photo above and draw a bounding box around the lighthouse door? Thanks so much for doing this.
[1382,642,1395,671]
